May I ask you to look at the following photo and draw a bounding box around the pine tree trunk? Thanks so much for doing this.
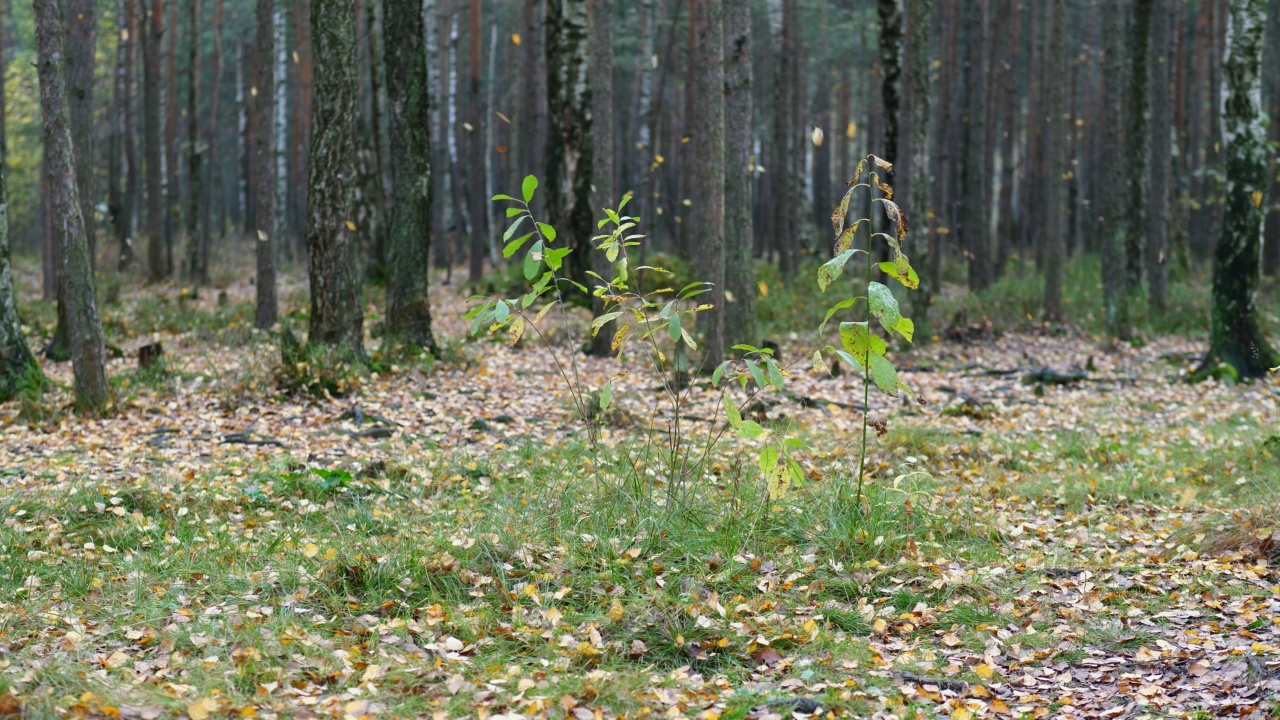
[1099,0,1129,339]
[254,0,278,329]
[959,0,990,291]
[306,0,364,353]
[900,0,932,333]
[34,0,109,413]
[0,11,40,402]
[587,0,616,357]
[466,0,487,283]
[165,0,178,276]
[202,0,223,271]
[1124,0,1154,297]
[1147,0,1173,312]
[121,0,141,271]
[723,0,755,349]
[67,0,96,269]
[384,0,437,350]
[144,0,165,281]
[545,0,593,293]
[691,0,724,367]
[1042,0,1067,319]
[186,0,204,283]
[1203,0,1277,378]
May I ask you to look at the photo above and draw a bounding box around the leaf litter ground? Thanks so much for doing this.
[1,280,1279,720]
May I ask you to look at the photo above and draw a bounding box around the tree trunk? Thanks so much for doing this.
[587,0,616,357]
[900,0,932,333]
[1099,0,1129,339]
[1042,0,1066,319]
[120,0,141,271]
[186,0,205,283]
[0,10,40,403]
[67,0,96,269]
[959,0,990,292]
[254,0,278,329]
[203,0,223,270]
[166,0,178,276]
[545,0,593,293]
[517,0,548,213]
[1263,0,1280,276]
[878,0,902,167]
[771,0,798,276]
[1203,0,1277,378]
[1124,0,1154,297]
[384,0,437,350]
[466,0,487,283]
[723,0,754,348]
[144,0,166,282]
[690,0,724,367]
[306,0,364,352]
[1146,0,1173,312]
[34,0,109,413]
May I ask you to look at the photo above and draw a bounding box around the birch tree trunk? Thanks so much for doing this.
[545,0,593,293]
[306,0,364,353]
[1203,0,1277,377]
[34,0,109,413]
[384,0,437,350]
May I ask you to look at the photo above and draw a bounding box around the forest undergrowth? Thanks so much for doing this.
[0,258,1279,719]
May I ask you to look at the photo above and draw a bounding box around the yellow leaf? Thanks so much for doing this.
[757,280,769,297]
[607,600,625,622]
[323,548,337,560]
[188,698,219,720]
[345,220,358,232]
[952,708,973,720]
[511,33,522,46]
[302,543,319,558]
[846,121,857,138]
[1253,191,1264,208]
[974,663,994,680]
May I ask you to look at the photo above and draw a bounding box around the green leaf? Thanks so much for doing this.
[758,446,780,476]
[503,214,529,242]
[732,344,760,353]
[766,358,785,389]
[712,360,731,387]
[668,312,682,343]
[894,316,915,342]
[591,311,624,336]
[878,260,920,289]
[834,349,865,374]
[505,206,525,218]
[839,322,885,365]
[492,193,519,202]
[537,222,557,242]
[725,395,742,429]
[738,420,768,440]
[544,246,571,272]
[818,250,856,292]
[524,240,544,280]
[869,354,900,396]
[504,231,536,258]
[522,175,538,203]
[868,282,901,333]
[599,381,613,411]
[820,297,858,333]
[744,358,767,388]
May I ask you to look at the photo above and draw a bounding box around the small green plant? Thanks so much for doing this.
[470,158,922,537]
[813,155,920,512]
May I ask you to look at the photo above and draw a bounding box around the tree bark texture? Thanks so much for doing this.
[723,0,755,348]
[34,0,109,413]
[254,0,278,328]
[306,0,365,352]
[384,0,437,350]
[545,0,593,293]
[1205,0,1277,377]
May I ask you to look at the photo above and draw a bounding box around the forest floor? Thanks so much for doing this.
[1,269,1280,720]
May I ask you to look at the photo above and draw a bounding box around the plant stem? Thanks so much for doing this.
[856,230,873,520]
